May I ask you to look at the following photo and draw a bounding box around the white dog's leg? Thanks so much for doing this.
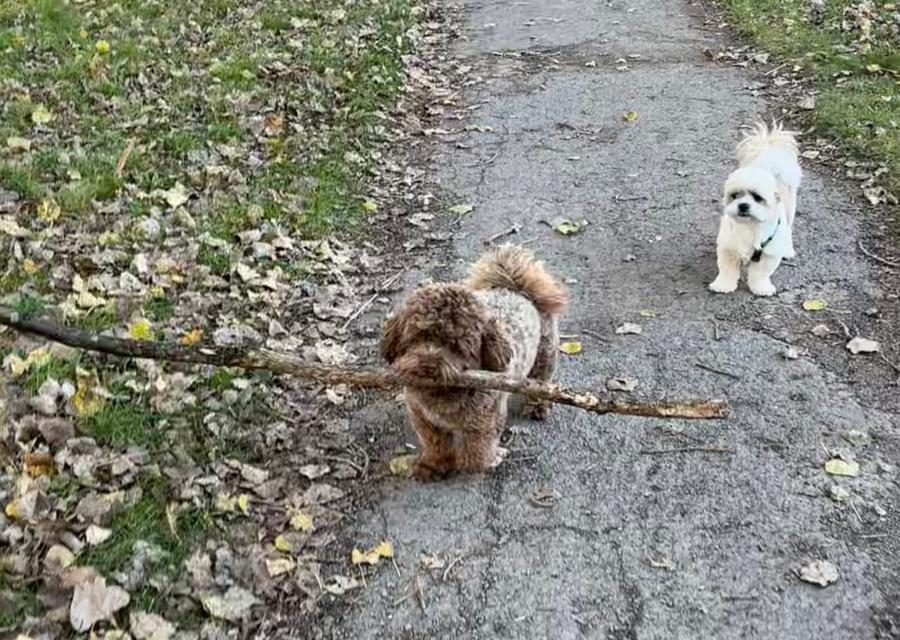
[785,189,797,227]
[783,189,797,259]
[784,223,796,260]
[709,248,741,294]
[747,254,782,297]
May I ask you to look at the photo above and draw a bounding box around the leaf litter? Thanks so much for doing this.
[0,0,466,634]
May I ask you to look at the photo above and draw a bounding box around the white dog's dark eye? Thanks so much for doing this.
[728,193,738,201]
[750,192,765,204]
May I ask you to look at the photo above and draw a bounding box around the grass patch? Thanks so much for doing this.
[9,293,46,320]
[144,295,174,322]
[81,402,164,450]
[24,356,77,394]
[79,487,213,615]
[0,0,415,239]
[197,245,231,277]
[0,572,40,629]
[720,0,900,196]
[72,306,118,332]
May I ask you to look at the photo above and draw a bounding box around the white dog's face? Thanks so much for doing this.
[722,167,780,224]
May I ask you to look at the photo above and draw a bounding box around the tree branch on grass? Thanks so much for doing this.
[0,306,728,420]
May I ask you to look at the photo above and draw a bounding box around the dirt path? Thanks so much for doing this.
[315,0,900,637]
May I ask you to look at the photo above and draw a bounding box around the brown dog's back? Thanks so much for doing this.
[466,245,567,317]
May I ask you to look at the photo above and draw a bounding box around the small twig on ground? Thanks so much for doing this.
[0,306,728,420]
[645,556,674,570]
[466,151,500,167]
[849,500,863,524]
[613,194,649,203]
[442,556,462,581]
[858,240,900,269]
[581,329,609,342]
[711,319,721,341]
[640,446,734,455]
[115,138,136,178]
[694,362,741,381]
[879,353,900,375]
[415,575,426,611]
[483,224,521,246]
[341,271,404,331]
[833,316,853,340]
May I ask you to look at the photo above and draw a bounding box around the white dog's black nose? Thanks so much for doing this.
[737,202,750,216]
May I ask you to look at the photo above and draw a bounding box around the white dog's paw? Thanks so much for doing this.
[749,280,777,297]
[709,277,738,294]
[488,447,509,469]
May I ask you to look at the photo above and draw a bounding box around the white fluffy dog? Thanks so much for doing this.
[709,123,802,297]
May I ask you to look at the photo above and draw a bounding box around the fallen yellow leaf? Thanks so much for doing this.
[95,40,110,54]
[24,347,51,370]
[388,454,415,476]
[351,548,378,565]
[274,534,293,553]
[22,259,39,275]
[214,493,237,512]
[237,494,250,514]
[623,110,639,123]
[179,328,203,346]
[36,199,61,224]
[351,540,394,565]
[802,299,827,312]
[71,371,103,418]
[559,341,582,355]
[4,500,18,519]
[31,104,54,125]
[639,309,656,318]
[4,354,28,377]
[824,459,859,477]
[127,318,154,341]
[362,200,378,213]
[266,557,295,578]
[289,511,314,532]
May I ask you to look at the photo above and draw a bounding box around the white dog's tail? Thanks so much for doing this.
[736,121,800,165]
[467,244,567,316]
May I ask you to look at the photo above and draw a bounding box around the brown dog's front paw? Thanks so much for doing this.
[524,400,552,421]
[411,458,454,482]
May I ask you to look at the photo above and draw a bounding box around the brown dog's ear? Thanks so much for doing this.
[481,319,512,373]
[380,312,404,364]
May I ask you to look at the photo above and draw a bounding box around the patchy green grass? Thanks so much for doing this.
[0,0,414,242]
[23,355,77,394]
[720,0,900,196]
[0,571,40,629]
[9,292,46,319]
[0,0,418,632]
[82,402,164,450]
[79,488,213,615]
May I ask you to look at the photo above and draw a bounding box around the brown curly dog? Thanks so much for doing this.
[380,245,568,481]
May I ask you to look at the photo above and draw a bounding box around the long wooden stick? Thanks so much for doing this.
[0,306,727,420]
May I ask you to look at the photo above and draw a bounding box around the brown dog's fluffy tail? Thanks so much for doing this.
[466,244,567,316]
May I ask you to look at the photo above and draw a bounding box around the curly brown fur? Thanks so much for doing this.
[381,245,567,481]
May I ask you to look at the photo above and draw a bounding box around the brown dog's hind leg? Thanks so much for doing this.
[523,318,558,420]
[458,406,505,472]
[408,406,456,481]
